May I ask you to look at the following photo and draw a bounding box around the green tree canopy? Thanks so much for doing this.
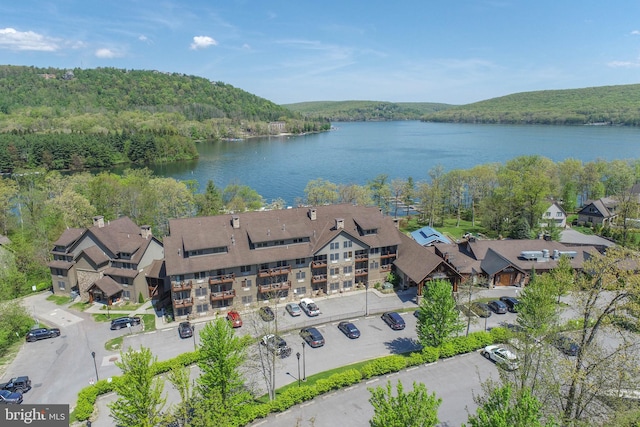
[416,279,464,348]
[368,380,441,427]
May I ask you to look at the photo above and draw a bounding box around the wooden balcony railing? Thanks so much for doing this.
[380,264,392,272]
[380,252,397,259]
[311,260,327,268]
[355,254,369,261]
[210,289,236,302]
[258,281,292,294]
[209,274,235,285]
[258,266,292,278]
[355,268,368,277]
[172,297,193,308]
[311,274,327,284]
[172,280,193,291]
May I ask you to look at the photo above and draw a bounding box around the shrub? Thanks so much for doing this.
[438,341,456,359]
[138,292,144,303]
[489,326,509,343]
[360,355,406,379]
[421,346,440,363]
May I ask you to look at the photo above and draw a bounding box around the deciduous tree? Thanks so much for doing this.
[416,279,463,348]
[368,380,441,427]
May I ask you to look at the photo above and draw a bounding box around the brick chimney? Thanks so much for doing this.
[140,225,152,240]
[93,216,105,228]
[309,208,317,221]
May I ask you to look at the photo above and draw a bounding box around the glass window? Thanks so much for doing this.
[329,282,340,291]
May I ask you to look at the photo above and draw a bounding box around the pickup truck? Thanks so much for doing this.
[0,376,31,393]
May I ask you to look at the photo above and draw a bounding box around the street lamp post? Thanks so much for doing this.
[106,304,110,319]
[365,283,369,316]
[191,324,196,350]
[296,352,301,387]
[91,351,99,382]
[301,341,306,380]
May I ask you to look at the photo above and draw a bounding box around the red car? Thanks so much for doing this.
[227,310,243,328]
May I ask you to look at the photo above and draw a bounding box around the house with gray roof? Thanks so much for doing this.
[48,216,165,304]
[577,198,617,226]
[163,204,461,319]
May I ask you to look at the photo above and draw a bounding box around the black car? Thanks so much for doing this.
[553,335,580,356]
[0,376,31,394]
[337,321,361,339]
[300,327,325,348]
[488,300,508,314]
[0,389,23,404]
[381,312,405,330]
[258,306,275,322]
[500,296,520,313]
[471,302,492,318]
[110,316,141,330]
[25,327,61,342]
[261,334,292,357]
[178,321,193,339]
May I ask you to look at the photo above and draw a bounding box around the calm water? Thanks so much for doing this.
[145,121,640,205]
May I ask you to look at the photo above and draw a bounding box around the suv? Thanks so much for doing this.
[499,296,520,313]
[178,321,193,339]
[300,327,325,348]
[381,312,405,330]
[488,300,508,314]
[26,327,61,342]
[299,298,320,316]
[0,389,23,404]
[226,310,243,328]
[261,334,291,358]
[0,376,31,394]
[110,316,141,330]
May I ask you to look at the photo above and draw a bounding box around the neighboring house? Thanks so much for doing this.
[410,226,452,246]
[541,201,567,228]
[577,198,617,226]
[433,238,599,288]
[163,204,462,320]
[48,216,165,304]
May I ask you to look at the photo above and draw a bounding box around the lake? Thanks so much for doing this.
[145,121,640,206]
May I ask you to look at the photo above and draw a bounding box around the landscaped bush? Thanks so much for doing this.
[488,326,509,343]
[438,341,457,359]
[360,355,407,379]
[466,331,493,349]
[421,346,440,363]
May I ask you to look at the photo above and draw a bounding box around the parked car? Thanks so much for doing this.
[300,327,325,347]
[110,316,141,330]
[337,321,361,339]
[471,302,492,318]
[500,296,520,313]
[178,321,193,339]
[261,334,291,357]
[0,376,31,394]
[0,389,23,404]
[488,300,508,314]
[25,327,61,342]
[481,345,519,371]
[226,310,243,328]
[381,311,405,330]
[285,302,302,317]
[299,298,320,316]
[258,306,275,322]
[553,335,580,356]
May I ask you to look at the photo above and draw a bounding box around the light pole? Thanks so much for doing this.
[91,351,99,382]
[365,283,369,316]
[106,304,110,319]
[296,352,301,387]
[301,341,306,380]
[191,324,197,350]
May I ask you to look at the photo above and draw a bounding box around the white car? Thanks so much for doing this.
[299,298,320,316]
[481,345,519,371]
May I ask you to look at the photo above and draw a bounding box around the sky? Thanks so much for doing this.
[2,1,640,105]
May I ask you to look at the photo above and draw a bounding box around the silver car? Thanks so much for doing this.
[285,302,302,317]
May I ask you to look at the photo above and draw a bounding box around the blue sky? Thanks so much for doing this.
[2,1,640,105]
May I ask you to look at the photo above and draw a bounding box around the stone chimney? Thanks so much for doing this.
[140,225,152,240]
[335,218,344,230]
[93,215,105,228]
[232,215,240,229]
[309,208,317,221]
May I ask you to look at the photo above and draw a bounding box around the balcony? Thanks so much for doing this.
[210,289,236,302]
[380,252,397,259]
[258,281,292,294]
[172,297,193,309]
[311,260,327,269]
[312,274,327,284]
[258,265,292,278]
[355,253,369,262]
[380,264,392,272]
[172,280,193,291]
[209,274,235,285]
[355,268,368,277]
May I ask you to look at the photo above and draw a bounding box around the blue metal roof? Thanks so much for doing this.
[410,226,451,246]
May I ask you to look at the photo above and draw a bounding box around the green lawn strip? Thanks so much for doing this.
[69,301,92,311]
[105,336,124,352]
[46,295,74,305]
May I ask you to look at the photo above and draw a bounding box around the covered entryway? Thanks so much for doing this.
[88,276,123,305]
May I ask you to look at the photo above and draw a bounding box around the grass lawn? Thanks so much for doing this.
[572,226,594,235]
[437,218,486,240]
[104,336,124,351]
[46,294,74,305]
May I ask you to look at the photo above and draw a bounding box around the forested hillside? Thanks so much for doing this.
[422,84,640,125]
[284,100,452,121]
[0,66,329,173]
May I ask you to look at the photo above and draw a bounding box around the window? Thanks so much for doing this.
[241,265,251,273]
[276,260,288,267]
[57,281,65,290]
[343,266,353,274]
[176,308,190,317]
[296,271,306,280]
[295,286,306,295]
[330,267,339,276]
[123,290,131,300]
[343,280,353,289]
[242,296,253,305]
[343,241,352,248]
[370,247,380,255]
[556,212,563,217]
[545,212,551,217]
[195,287,207,297]
[293,238,305,243]
[196,303,208,313]
[242,279,252,288]
[329,282,340,291]
[295,258,306,266]
[256,242,267,248]
[195,271,207,279]
[343,251,352,260]
[53,268,64,276]
[370,260,379,269]
[330,242,339,250]
[330,253,340,262]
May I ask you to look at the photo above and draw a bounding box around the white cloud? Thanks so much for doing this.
[631,30,640,35]
[139,35,148,42]
[607,59,640,68]
[0,27,59,51]
[190,36,217,50]
[95,48,121,59]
